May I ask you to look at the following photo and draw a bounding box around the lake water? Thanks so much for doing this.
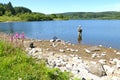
[0,20,120,49]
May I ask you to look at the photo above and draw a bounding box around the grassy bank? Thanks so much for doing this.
[0,16,22,22]
[0,40,70,80]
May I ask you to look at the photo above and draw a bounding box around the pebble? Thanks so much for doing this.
[92,53,97,58]
[116,52,120,55]
[99,45,103,47]
[59,49,65,53]
[99,59,106,65]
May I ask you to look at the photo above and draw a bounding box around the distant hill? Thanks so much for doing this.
[55,11,120,20]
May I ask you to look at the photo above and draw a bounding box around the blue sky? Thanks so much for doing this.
[1,0,120,14]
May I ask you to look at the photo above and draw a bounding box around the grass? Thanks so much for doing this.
[0,16,22,22]
[0,40,70,80]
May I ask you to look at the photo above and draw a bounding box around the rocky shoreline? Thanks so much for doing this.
[24,39,120,80]
[0,33,119,80]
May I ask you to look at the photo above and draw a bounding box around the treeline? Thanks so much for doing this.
[0,2,53,21]
[0,2,31,16]
[56,11,120,20]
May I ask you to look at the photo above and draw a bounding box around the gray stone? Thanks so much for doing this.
[113,58,120,69]
[84,48,92,54]
[116,52,120,55]
[24,41,35,48]
[50,39,55,42]
[99,59,106,65]
[59,49,65,53]
[91,53,97,58]
[111,76,120,80]
[86,63,106,77]
[103,65,114,74]
[86,46,101,52]
[56,39,61,42]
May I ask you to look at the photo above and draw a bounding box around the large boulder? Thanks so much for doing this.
[86,63,106,77]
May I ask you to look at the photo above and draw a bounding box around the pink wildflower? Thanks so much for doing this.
[14,32,20,43]
[21,32,25,39]
[14,32,20,39]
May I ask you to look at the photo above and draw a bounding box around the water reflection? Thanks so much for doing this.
[78,34,82,44]
[77,26,82,44]
[8,22,14,33]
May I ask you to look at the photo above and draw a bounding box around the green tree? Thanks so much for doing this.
[5,2,15,15]
[50,14,57,18]
[0,3,5,16]
[14,7,32,14]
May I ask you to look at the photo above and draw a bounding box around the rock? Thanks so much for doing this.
[66,63,72,71]
[46,48,50,51]
[28,48,42,55]
[103,65,114,74]
[49,52,54,56]
[113,58,120,69]
[84,48,92,54]
[85,46,101,54]
[52,43,57,47]
[109,47,112,49]
[59,49,65,53]
[68,43,72,45]
[29,42,35,48]
[111,76,120,80]
[92,53,97,58]
[109,60,116,65]
[90,61,97,64]
[87,46,101,52]
[98,45,103,47]
[50,39,55,42]
[25,48,32,52]
[100,76,111,80]
[116,52,120,55]
[101,52,106,56]
[82,78,86,80]
[114,69,120,75]
[56,39,61,42]
[25,45,120,80]
[70,49,75,52]
[99,59,106,65]
[114,50,117,53]
[75,49,79,52]
[24,41,35,48]
[66,48,70,51]
[86,63,106,77]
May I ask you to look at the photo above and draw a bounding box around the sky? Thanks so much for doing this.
[1,0,120,14]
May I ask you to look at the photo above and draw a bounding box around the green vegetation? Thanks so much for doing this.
[0,15,21,22]
[50,11,120,20]
[0,2,53,22]
[0,2,120,22]
[0,40,70,80]
[57,11,120,20]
